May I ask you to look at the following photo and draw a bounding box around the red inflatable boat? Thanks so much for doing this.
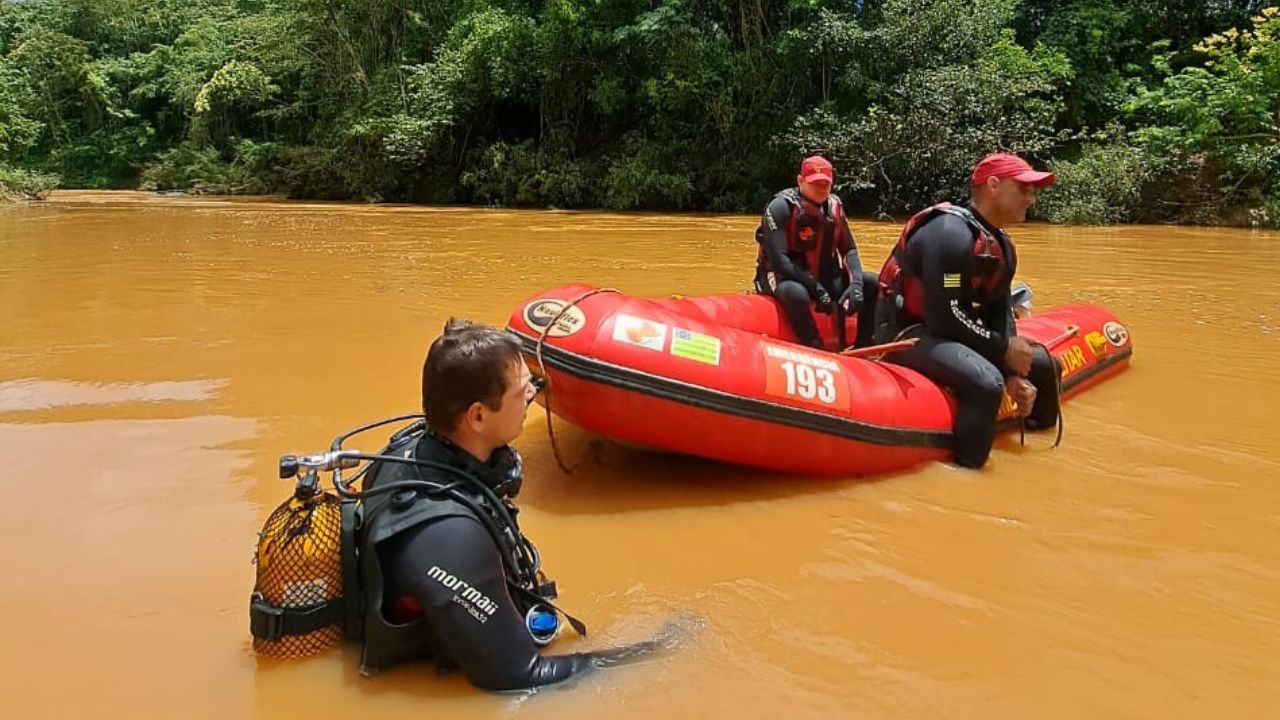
[505,284,1133,476]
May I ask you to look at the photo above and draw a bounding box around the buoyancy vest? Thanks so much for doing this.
[876,202,1009,323]
[355,428,555,675]
[756,188,849,282]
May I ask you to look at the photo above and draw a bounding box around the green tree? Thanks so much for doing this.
[1128,6,1280,223]
[780,1,1071,215]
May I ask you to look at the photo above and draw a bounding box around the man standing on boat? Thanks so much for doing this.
[872,153,1061,469]
[754,155,878,350]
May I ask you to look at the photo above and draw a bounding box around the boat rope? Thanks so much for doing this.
[1020,325,1074,448]
[893,323,1068,450]
[533,288,621,474]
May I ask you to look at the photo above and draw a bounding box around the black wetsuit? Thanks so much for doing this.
[873,206,1059,468]
[754,192,878,349]
[359,431,593,691]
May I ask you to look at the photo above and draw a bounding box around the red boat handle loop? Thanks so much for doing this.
[1044,324,1080,349]
[838,338,919,358]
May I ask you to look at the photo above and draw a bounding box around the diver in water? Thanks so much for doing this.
[355,318,683,690]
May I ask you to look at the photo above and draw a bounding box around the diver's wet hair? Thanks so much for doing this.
[422,318,523,430]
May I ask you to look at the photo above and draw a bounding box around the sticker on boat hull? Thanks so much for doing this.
[1084,331,1109,358]
[761,342,850,411]
[670,328,721,366]
[1103,321,1129,348]
[612,314,667,351]
[523,299,586,338]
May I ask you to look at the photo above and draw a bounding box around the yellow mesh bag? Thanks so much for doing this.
[251,492,344,658]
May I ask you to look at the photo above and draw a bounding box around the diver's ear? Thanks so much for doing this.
[461,401,486,434]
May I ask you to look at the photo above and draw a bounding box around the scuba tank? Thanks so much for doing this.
[248,414,584,661]
[249,460,352,659]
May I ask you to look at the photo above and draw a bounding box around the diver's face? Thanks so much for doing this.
[482,359,534,447]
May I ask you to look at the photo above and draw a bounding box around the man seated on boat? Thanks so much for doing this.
[357,319,676,689]
[753,155,879,350]
[871,153,1061,468]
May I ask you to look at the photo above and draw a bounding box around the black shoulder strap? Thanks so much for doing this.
[250,593,345,641]
[934,204,986,237]
[900,204,983,254]
[340,498,364,640]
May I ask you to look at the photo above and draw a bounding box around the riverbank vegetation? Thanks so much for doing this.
[1,1,1277,224]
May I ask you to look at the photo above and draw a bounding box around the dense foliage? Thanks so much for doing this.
[0,0,1276,224]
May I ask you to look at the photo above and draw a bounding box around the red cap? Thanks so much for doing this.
[971,153,1055,187]
[800,155,834,184]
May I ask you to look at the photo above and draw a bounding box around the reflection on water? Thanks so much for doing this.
[0,191,1277,719]
[0,379,227,412]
